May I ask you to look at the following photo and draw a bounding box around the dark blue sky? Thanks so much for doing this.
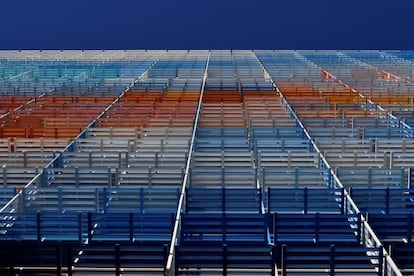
[1,0,413,50]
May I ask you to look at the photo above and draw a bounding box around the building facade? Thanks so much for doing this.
[0,50,413,275]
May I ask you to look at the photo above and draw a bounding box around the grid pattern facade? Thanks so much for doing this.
[0,50,413,275]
